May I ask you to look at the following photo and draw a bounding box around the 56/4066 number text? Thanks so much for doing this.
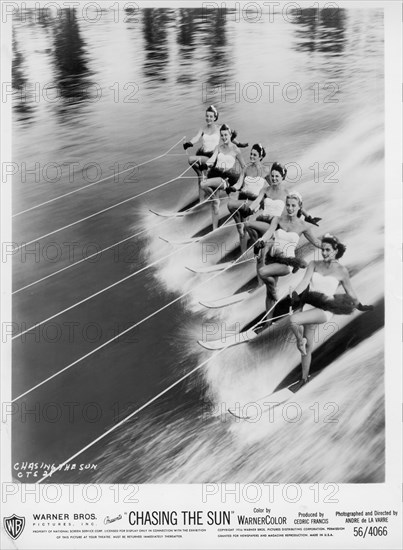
[353,526,388,538]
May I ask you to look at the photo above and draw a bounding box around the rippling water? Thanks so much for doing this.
[12,6,384,482]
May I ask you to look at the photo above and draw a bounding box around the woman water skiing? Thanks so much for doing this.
[183,105,248,201]
[200,123,247,229]
[286,234,373,389]
[244,162,321,243]
[244,161,289,242]
[255,192,322,314]
[227,143,270,252]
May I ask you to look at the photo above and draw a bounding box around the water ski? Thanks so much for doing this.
[149,208,186,218]
[186,258,253,274]
[198,294,293,350]
[159,235,201,245]
[227,379,309,420]
[149,199,215,218]
[199,290,252,308]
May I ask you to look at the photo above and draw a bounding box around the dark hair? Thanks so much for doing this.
[206,105,219,121]
[251,143,266,159]
[220,123,231,134]
[271,162,287,179]
[322,234,346,259]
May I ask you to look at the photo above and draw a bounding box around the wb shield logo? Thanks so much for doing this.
[3,514,25,540]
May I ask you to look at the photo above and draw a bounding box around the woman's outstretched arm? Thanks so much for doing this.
[302,225,322,248]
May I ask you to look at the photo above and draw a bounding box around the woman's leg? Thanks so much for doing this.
[227,198,246,220]
[200,176,225,198]
[264,276,279,311]
[300,325,316,381]
[288,309,329,380]
[189,155,211,202]
[244,217,271,248]
[232,215,269,259]
[188,155,202,186]
[188,154,210,170]
[211,199,220,230]
[228,199,245,229]
[228,198,248,249]
[239,232,249,253]
[246,226,259,245]
[244,219,271,238]
[201,177,227,229]
[257,262,290,314]
[254,241,270,286]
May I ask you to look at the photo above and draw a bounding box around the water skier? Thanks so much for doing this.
[183,105,248,201]
[244,162,321,243]
[200,123,247,229]
[287,234,374,389]
[226,143,270,252]
[255,192,322,314]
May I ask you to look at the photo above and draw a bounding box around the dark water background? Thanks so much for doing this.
[12,5,384,483]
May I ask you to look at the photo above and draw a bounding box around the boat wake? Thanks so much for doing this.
[90,108,385,483]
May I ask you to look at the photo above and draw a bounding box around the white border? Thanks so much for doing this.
[1,1,401,549]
